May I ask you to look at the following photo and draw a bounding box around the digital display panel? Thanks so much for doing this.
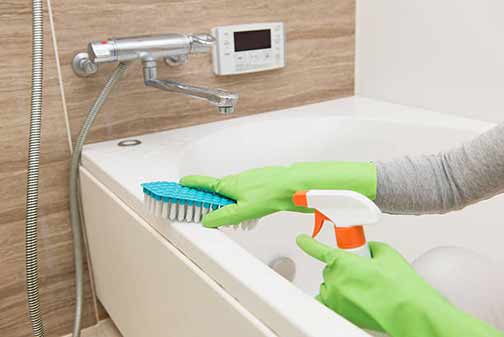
[234,29,271,52]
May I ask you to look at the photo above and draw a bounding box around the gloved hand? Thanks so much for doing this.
[296,234,503,337]
[180,161,376,227]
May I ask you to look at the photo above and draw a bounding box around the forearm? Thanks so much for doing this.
[374,122,504,214]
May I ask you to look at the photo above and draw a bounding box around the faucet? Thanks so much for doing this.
[72,33,239,114]
[142,58,237,114]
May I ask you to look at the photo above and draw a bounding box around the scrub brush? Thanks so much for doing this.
[142,181,258,229]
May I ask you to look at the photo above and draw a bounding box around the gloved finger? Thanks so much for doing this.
[296,234,335,263]
[369,241,406,261]
[202,203,264,228]
[179,175,220,193]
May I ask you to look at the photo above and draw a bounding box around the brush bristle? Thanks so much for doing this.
[143,191,258,229]
[142,181,258,229]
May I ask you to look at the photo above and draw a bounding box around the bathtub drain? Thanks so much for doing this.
[118,139,142,147]
[269,257,296,282]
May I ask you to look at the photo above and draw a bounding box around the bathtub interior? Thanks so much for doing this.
[178,116,466,176]
[178,116,504,296]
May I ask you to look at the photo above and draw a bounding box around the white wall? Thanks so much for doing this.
[356,0,504,122]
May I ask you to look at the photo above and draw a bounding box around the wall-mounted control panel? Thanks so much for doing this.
[212,22,285,75]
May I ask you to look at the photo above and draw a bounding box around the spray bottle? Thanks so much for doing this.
[293,190,381,257]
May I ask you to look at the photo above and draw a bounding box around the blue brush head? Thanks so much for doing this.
[142,181,235,208]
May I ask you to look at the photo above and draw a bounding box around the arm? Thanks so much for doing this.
[180,122,504,227]
[376,122,504,214]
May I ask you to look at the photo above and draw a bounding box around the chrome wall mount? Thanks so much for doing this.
[72,33,238,114]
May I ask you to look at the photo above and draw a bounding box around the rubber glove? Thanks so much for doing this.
[296,234,503,337]
[180,161,376,227]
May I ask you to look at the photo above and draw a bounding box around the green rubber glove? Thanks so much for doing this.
[296,234,503,337]
[180,161,376,227]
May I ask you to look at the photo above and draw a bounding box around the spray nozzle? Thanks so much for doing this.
[293,190,382,257]
[313,210,330,238]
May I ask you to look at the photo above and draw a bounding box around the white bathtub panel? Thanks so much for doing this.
[80,168,276,337]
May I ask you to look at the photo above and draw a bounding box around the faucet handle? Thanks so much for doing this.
[190,33,216,53]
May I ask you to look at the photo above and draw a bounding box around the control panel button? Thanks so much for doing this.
[250,52,261,64]
[234,53,247,64]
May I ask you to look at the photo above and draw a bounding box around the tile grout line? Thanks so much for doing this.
[47,0,73,154]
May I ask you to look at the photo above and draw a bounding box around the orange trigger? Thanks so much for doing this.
[312,210,330,238]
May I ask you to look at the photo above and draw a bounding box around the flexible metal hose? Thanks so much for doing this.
[68,62,128,337]
[25,4,127,330]
[26,0,44,336]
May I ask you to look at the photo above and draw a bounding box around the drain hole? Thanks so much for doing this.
[269,257,296,282]
[118,139,142,147]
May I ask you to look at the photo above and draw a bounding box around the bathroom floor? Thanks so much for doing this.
[63,319,122,337]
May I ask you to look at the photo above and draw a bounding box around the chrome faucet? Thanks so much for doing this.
[72,33,238,114]
[142,58,237,114]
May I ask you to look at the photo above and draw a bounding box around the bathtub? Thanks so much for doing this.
[80,96,503,337]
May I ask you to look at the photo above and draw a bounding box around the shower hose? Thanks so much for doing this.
[25,0,128,334]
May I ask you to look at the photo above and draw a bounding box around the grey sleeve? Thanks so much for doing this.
[375,122,504,215]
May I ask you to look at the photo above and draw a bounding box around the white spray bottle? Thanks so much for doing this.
[293,190,381,257]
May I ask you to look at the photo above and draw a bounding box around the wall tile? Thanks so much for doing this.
[52,0,355,143]
[0,2,97,336]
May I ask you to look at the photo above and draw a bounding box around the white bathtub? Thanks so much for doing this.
[80,96,503,337]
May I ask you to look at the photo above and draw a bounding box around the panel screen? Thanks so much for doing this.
[234,29,271,52]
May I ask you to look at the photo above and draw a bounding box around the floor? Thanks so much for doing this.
[62,319,122,337]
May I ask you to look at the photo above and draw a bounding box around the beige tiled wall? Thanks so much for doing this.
[0,0,355,336]
[0,2,97,337]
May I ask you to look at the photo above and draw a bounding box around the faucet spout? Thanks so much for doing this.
[143,60,238,114]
